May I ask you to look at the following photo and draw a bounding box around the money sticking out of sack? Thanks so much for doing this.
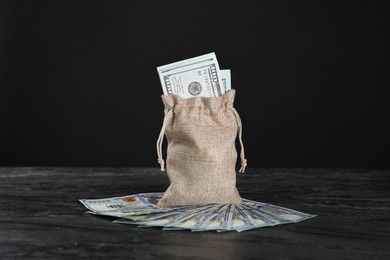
[157,52,230,98]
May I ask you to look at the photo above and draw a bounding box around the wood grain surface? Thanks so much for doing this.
[0,167,389,259]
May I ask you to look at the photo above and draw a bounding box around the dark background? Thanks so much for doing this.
[0,1,389,168]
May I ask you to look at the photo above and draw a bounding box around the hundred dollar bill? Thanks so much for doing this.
[220,69,231,92]
[162,213,199,229]
[216,207,255,232]
[114,213,182,227]
[239,204,278,226]
[218,204,234,230]
[157,52,224,98]
[163,211,216,230]
[191,213,221,231]
[86,208,170,218]
[242,200,316,225]
[163,205,221,229]
[79,194,166,217]
[249,204,315,222]
[242,199,316,222]
[191,204,233,231]
[191,211,220,231]
[232,206,258,232]
[120,211,177,221]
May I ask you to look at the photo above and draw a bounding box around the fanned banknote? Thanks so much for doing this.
[79,193,316,232]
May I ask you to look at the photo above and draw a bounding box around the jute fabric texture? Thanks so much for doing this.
[156,90,246,207]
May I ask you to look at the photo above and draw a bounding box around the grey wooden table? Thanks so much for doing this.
[0,167,389,259]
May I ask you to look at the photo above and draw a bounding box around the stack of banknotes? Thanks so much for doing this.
[80,193,316,232]
[157,52,231,98]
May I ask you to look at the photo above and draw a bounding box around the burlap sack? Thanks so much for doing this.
[156,89,247,207]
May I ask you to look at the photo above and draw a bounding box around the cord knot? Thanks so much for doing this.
[158,158,165,172]
[239,158,247,173]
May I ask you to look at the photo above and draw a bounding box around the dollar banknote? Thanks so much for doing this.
[220,69,231,93]
[157,52,232,98]
[79,193,316,232]
[79,193,170,217]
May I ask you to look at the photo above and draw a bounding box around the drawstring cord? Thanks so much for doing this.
[231,106,247,173]
[156,108,171,171]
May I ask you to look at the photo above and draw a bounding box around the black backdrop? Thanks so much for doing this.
[1,1,389,168]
